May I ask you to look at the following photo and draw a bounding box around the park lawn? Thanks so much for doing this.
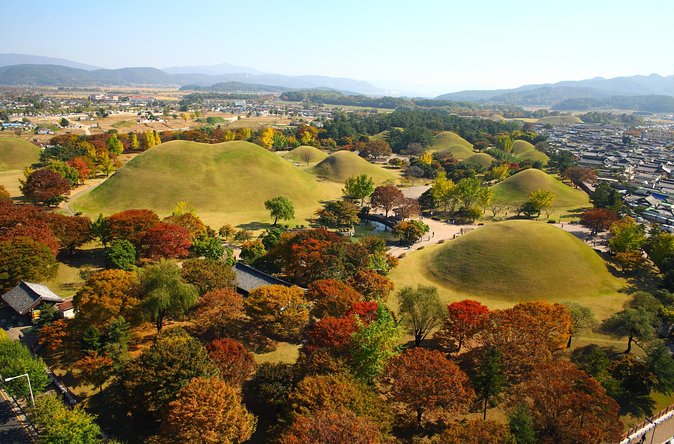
[41,242,106,298]
[253,342,301,364]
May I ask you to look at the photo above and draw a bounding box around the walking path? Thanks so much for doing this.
[621,405,674,444]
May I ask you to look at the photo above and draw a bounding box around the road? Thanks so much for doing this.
[0,392,33,444]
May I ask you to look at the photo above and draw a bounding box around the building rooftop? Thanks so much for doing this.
[1,281,63,316]
[233,262,294,295]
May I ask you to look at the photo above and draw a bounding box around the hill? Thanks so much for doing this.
[0,53,100,70]
[511,140,549,165]
[459,153,494,171]
[536,115,583,125]
[429,131,474,160]
[511,140,535,155]
[427,220,621,299]
[311,151,397,183]
[0,138,40,170]
[71,141,340,226]
[552,95,674,113]
[492,168,589,208]
[179,81,290,93]
[283,146,329,164]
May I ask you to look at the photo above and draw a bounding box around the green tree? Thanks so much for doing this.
[46,160,80,187]
[473,346,507,420]
[609,216,646,254]
[528,189,556,218]
[180,258,236,295]
[508,403,537,444]
[563,302,597,348]
[343,174,375,206]
[0,340,50,400]
[105,239,136,270]
[316,200,360,228]
[603,308,656,353]
[646,341,674,395]
[30,393,102,444]
[0,237,58,292]
[139,260,198,331]
[264,196,295,225]
[350,306,403,383]
[59,117,69,128]
[191,235,225,261]
[397,285,444,346]
[107,134,124,157]
[431,172,455,212]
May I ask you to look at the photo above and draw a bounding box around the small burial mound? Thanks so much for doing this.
[311,150,396,183]
[283,145,329,164]
[492,168,589,207]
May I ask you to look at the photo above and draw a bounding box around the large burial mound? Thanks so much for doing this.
[72,140,338,226]
[492,168,589,207]
[511,140,549,164]
[427,220,619,299]
[311,150,396,183]
[459,153,494,171]
[0,138,40,171]
[429,131,475,160]
[283,145,329,164]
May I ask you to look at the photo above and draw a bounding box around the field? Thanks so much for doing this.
[71,140,343,227]
[389,221,628,320]
[429,131,475,160]
[0,137,40,170]
[459,152,494,171]
[492,168,590,208]
[310,150,398,184]
[537,115,583,125]
[282,145,329,164]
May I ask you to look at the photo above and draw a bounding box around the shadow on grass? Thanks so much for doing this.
[56,247,106,269]
[237,221,273,231]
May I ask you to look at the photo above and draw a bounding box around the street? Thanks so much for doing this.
[0,392,33,444]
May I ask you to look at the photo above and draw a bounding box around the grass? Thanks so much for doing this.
[0,169,24,197]
[310,150,398,184]
[71,140,343,227]
[492,168,590,208]
[537,115,583,125]
[459,153,494,171]
[511,140,535,155]
[282,145,329,164]
[428,131,474,160]
[42,242,106,297]
[511,140,549,164]
[111,120,136,129]
[0,137,40,171]
[253,342,300,364]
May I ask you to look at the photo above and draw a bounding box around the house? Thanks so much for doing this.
[233,262,294,296]
[57,299,75,319]
[1,281,64,321]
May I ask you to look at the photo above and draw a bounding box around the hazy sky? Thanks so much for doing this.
[3,0,673,94]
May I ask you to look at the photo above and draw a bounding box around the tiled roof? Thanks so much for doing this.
[234,263,293,295]
[1,281,63,315]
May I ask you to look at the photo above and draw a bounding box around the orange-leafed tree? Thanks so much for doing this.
[347,269,394,302]
[43,213,92,254]
[73,269,141,329]
[207,338,257,387]
[102,209,160,246]
[580,208,618,236]
[434,300,489,353]
[382,348,474,429]
[280,408,383,444]
[244,285,309,341]
[139,222,191,260]
[38,319,69,351]
[370,185,405,217]
[432,419,515,444]
[307,279,363,318]
[66,156,92,184]
[191,288,245,340]
[74,353,113,393]
[158,377,256,444]
[509,361,622,444]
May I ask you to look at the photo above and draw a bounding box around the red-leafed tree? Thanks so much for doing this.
[21,169,71,206]
[370,185,405,217]
[345,301,379,324]
[102,209,160,246]
[43,213,92,254]
[563,166,596,188]
[140,222,191,260]
[434,300,489,353]
[280,408,383,444]
[307,279,363,318]
[162,213,207,240]
[207,338,257,387]
[580,208,618,236]
[382,348,474,429]
[0,223,59,255]
[66,157,92,184]
[75,353,113,393]
[304,316,358,356]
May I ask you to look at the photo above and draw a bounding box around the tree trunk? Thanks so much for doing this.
[483,396,488,420]
[625,335,633,354]
[567,334,573,349]
[416,408,423,430]
[156,314,164,332]
[273,215,278,226]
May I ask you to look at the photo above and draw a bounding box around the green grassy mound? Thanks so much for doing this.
[429,132,474,160]
[537,115,583,125]
[283,146,329,164]
[492,168,589,207]
[428,220,619,299]
[512,140,536,155]
[72,140,339,226]
[311,150,397,183]
[511,140,549,164]
[0,138,40,171]
[460,153,494,171]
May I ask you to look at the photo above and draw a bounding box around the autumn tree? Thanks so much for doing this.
[67,156,92,184]
[435,300,489,353]
[38,319,68,351]
[526,189,555,218]
[371,185,404,217]
[563,165,596,187]
[281,408,382,444]
[509,361,622,444]
[316,200,360,228]
[206,338,256,387]
[102,209,160,246]
[258,127,275,149]
[580,208,618,236]
[303,315,358,358]
[343,174,375,206]
[264,195,295,225]
[139,260,198,331]
[73,269,141,329]
[163,212,207,240]
[307,279,363,318]
[472,346,507,420]
[74,353,113,393]
[190,290,244,341]
[432,419,515,444]
[393,219,429,246]
[107,133,124,157]
[0,223,59,255]
[244,285,309,341]
[397,285,444,345]
[359,139,392,160]
[239,239,266,264]
[21,168,70,206]
[139,222,191,260]
[180,258,236,295]
[43,213,92,254]
[432,172,456,212]
[129,132,140,150]
[383,348,473,429]
[158,377,256,443]
[348,269,394,302]
[0,236,58,292]
[122,328,218,418]
[350,306,403,382]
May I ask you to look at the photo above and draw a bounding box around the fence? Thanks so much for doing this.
[621,403,674,443]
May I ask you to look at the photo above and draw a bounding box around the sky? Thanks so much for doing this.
[3,0,673,95]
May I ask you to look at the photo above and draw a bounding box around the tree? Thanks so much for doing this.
[158,377,255,444]
[29,393,102,444]
[392,219,429,246]
[347,269,394,302]
[397,285,444,345]
[105,239,136,270]
[350,306,403,382]
[316,200,359,227]
[67,156,92,184]
[307,279,363,318]
[432,420,515,444]
[0,185,10,201]
[579,208,618,236]
[245,362,296,418]
[74,353,113,393]
[281,408,382,444]
[0,236,58,292]
[359,139,392,160]
[73,269,141,329]
[38,319,68,351]
[130,132,140,150]
[508,403,537,444]
[139,260,198,331]
[0,223,59,255]
[509,361,622,444]
[191,235,225,261]
[239,239,267,264]
[103,316,132,370]
[46,160,80,187]
[139,222,191,260]
[244,285,309,340]
[371,185,404,217]
[527,189,555,218]
[603,308,656,353]
[163,211,206,240]
[473,346,507,420]
[343,174,375,206]
[383,348,474,428]
[432,172,456,212]
[563,166,596,187]
[562,302,597,348]
[59,117,70,127]
[107,134,124,157]
[191,288,245,340]
[207,338,257,386]
[122,328,218,418]
[0,339,49,400]
[181,258,236,295]
[303,315,358,358]
[435,300,489,353]
[43,213,92,254]
[646,341,674,395]
[102,209,160,246]
[21,168,70,206]
[609,216,646,254]
[259,127,275,149]
[264,195,295,225]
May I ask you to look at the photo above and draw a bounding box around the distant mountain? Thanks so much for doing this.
[0,53,100,70]
[180,81,290,93]
[0,63,384,95]
[164,62,260,75]
[553,95,674,113]
[436,74,674,106]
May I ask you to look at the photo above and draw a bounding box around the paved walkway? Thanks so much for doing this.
[622,408,674,444]
[0,390,34,444]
